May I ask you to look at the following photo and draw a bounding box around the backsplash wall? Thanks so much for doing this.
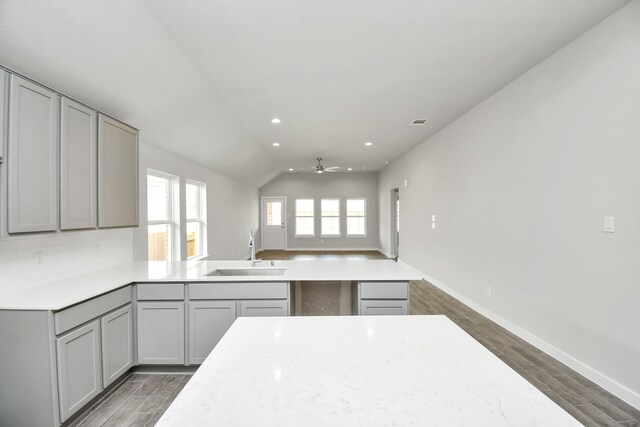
[0,228,133,297]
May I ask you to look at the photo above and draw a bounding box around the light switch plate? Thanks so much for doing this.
[604,216,615,233]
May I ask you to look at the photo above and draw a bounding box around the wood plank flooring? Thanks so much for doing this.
[69,374,189,427]
[72,251,639,426]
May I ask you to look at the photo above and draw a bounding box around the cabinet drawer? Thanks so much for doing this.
[54,286,131,335]
[137,283,184,300]
[189,282,288,300]
[360,300,408,316]
[360,281,408,300]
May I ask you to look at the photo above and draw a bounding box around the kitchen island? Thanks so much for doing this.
[157,315,580,426]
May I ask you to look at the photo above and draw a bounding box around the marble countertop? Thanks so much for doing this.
[0,259,421,310]
[157,315,580,427]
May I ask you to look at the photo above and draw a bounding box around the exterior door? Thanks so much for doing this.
[262,197,286,250]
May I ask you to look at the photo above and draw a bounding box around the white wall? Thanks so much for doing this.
[133,143,259,261]
[260,173,379,250]
[379,0,640,406]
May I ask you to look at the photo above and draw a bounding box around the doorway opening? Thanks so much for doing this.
[261,196,287,250]
[390,188,400,261]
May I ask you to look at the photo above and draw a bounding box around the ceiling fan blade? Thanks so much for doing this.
[326,169,338,172]
[325,166,339,170]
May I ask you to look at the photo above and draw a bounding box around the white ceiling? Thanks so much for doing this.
[0,0,630,186]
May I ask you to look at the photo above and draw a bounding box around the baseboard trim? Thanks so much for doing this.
[398,259,640,409]
[281,247,382,252]
[378,248,394,258]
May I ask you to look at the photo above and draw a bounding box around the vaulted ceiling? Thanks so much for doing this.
[0,0,630,186]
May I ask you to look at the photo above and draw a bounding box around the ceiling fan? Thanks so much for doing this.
[313,157,339,174]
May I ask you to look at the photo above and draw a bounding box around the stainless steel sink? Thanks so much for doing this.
[205,268,286,277]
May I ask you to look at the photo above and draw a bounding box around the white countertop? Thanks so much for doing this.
[157,315,580,427]
[0,259,421,310]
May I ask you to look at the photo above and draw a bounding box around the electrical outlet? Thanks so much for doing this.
[431,222,436,230]
[604,216,615,233]
[486,286,492,297]
[33,251,43,265]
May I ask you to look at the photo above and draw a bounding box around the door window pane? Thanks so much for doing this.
[266,201,282,226]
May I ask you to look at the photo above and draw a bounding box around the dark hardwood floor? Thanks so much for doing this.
[72,251,639,426]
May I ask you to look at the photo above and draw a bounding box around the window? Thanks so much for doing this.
[321,199,340,236]
[347,199,366,236]
[147,171,178,261]
[295,199,315,236]
[186,180,207,259]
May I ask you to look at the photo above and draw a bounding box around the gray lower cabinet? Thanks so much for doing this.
[7,74,59,233]
[98,114,138,228]
[56,320,102,422]
[360,300,408,316]
[137,302,185,365]
[188,301,237,364]
[101,304,133,387]
[239,300,289,317]
[357,281,409,316]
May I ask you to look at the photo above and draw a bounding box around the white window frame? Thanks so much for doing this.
[321,198,341,237]
[295,198,315,238]
[346,198,367,238]
[185,179,207,260]
[147,169,179,261]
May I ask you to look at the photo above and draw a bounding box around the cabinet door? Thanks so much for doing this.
[238,300,288,317]
[60,97,97,230]
[7,74,59,233]
[101,304,133,387]
[98,114,138,228]
[188,301,236,364]
[0,69,5,160]
[360,300,408,316]
[56,320,102,422]
[137,302,184,365]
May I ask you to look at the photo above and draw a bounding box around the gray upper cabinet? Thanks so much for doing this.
[60,97,97,230]
[98,114,138,228]
[0,69,6,160]
[7,74,59,233]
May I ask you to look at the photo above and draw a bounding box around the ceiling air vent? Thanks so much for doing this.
[410,119,429,126]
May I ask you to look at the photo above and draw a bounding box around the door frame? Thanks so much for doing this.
[260,196,288,251]
[390,189,399,259]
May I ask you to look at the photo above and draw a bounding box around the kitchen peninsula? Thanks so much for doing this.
[0,259,421,426]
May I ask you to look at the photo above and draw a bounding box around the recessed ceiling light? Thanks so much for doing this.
[384,161,390,165]
[347,168,353,171]
[272,142,280,147]
[288,168,294,171]
[365,142,373,146]
[271,118,281,124]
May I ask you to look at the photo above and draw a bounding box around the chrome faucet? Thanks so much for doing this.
[248,230,261,266]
